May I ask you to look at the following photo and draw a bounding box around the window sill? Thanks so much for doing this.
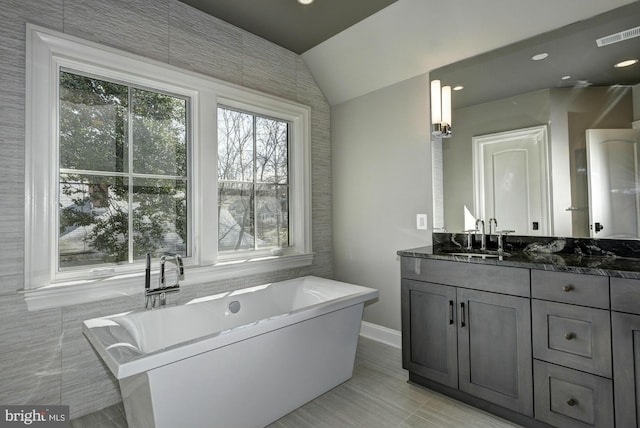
[22,252,314,311]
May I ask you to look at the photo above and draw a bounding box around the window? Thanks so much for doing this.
[58,71,189,269]
[217,106,289,253]
[25,25,312,308]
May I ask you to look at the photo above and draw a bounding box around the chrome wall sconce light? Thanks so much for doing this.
[431,80,452,138]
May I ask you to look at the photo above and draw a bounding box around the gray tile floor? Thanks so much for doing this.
[71,337,522,428]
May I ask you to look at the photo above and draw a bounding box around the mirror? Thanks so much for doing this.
[431,2,640,239]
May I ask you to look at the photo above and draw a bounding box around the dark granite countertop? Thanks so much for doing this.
[397,245,640,280]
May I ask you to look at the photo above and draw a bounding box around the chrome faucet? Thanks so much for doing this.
[475,219,486,250]
[145,253,183,309]
[489,218,497,235]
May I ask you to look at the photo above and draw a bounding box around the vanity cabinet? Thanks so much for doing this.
[399,253,639,428]
[401,258,533,416]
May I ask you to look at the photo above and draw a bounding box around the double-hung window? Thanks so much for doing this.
[25,25,312,308]
[58,70,189,268]
[217,106,290,254]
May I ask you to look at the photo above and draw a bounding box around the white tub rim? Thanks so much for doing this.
[83,276,378,379]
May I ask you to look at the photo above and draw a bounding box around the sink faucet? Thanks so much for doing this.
[489,218,497,235]
[145,253,183,309]
[475,219,486,250]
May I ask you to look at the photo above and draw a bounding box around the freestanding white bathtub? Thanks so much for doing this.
[83,276,378,428]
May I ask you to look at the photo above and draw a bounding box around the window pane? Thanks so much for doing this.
[218,182,255,251]
[133,178,187,259]
[59,71,129,173]
[256,184,289,248]
[217,108,254,182]
[256,117,288,184]
[59,174,129,268]
[132,88,188,176]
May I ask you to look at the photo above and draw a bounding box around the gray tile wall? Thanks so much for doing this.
[0,0,332,418]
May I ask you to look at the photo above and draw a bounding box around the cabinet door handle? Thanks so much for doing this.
[567,398,577,407]
[460,302,466,327]
[565,332,576,340]
[563,284,574,292]
[449,300,454,325]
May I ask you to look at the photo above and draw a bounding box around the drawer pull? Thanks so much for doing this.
[564,332,576,340]
[567,398,577,407]
[563,284,574,292]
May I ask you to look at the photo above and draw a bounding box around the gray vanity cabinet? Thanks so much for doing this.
[457,288,533,416]
[400,250,640,427]
[401,258,533,417]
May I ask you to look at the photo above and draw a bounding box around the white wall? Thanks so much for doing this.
[332,73,432,331]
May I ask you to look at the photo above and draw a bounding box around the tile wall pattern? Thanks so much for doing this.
[0,0,332,418]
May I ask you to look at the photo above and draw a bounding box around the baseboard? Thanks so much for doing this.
[359,321,401,349]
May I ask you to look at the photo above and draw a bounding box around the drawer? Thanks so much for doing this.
[532,300,612,378]
[611,277,640,315]
[400,257,529,297]
[531,270,609,309]
[534,360,613,428]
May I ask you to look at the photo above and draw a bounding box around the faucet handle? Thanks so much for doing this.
[174,254,184,280]
[496,230,515,235]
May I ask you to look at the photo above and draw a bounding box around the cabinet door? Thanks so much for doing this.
[457,288,533,416]
[612,311,640,427]
[401,279,458,388]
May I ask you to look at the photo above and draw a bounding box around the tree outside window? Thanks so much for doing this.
[217,107,289,252]
[58,71,189,269]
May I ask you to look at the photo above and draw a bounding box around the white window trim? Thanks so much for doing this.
[24,25,312,310]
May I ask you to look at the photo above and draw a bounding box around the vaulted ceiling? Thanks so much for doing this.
[179,0,639,105]
[178,0,398,54]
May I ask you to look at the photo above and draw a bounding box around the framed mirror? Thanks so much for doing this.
[431,1,640,239]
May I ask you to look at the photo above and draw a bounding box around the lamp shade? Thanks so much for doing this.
[441,85,452,126]
[430,80,441,124]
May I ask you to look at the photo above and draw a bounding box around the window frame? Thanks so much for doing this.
[24,25,312,310]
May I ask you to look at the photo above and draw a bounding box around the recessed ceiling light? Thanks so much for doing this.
[531,53,549,61]
[614,59,639,68]
[453,85,464,91]
[561,75,571,80]
[298,0,314,4]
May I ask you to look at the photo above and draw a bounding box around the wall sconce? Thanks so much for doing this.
[431,80,452,138]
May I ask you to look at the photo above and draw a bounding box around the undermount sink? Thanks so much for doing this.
[447,252,505,259]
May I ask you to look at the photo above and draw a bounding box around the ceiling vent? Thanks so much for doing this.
[596,26,640,47]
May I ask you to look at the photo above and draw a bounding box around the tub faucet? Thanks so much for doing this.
[145,253,183,309]
[475,219,486,250]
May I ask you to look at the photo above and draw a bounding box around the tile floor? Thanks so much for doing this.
[71,337,522,428]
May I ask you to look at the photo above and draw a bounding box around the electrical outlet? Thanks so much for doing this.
[416,213,428,230]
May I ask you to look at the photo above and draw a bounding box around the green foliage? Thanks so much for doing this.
[58,71,188,268]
